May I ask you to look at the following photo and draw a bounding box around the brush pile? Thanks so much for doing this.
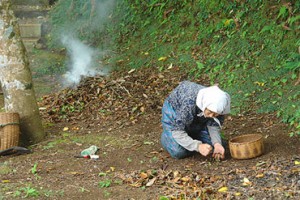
[39,67,197,126]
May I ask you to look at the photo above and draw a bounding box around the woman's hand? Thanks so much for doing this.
[213,143,225,160]
[198,144,213,156]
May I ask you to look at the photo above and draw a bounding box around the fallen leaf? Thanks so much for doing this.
[295,160,300,165]
[74,127,80,130]
[63,127,69,131]
[242,177,252,186]
[128,69,136,74]
[98,172,106,177]
[70,172,84,175]
[146,177,157,187]
[254,81,264,86]
[140,172,148,179]
[171,177,181,183]
[143,141,154,145]
[218,186,228,192]
[256,173,264,178]
[291,168,300,173]
[181,176,190,182]
[173,171,180,178]
[282,25,292,30]
[256,161,266,167]
[235,192,241,196]
[158,56,168,61]
[110,167,115,172]
[130,181,142,187]
[2,180,10,183]
[158,74,164,78]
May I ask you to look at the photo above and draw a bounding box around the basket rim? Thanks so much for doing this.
[0,112,19,115]
[229,133,263,145]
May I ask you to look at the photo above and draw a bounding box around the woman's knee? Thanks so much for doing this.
[168,149,190,159]
[161,130,191,159]
[161,138,191,159]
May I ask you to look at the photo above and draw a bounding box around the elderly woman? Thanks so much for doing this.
[161,81,231,159]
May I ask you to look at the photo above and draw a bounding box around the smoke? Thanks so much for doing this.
[59,0,116,87]
[61,36,98,86]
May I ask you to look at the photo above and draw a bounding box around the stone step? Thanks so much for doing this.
[12,5,50,19]
[19,23,42,38]
[22,38,40,52]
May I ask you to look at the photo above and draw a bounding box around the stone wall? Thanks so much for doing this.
[11,0,49,6]
[11,0,52,51]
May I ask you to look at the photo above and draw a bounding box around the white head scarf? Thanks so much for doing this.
[196,85,231,127]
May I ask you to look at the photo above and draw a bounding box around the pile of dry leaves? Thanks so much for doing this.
[39,67,198,126]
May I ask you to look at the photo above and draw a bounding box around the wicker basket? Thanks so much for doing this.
[0,112,20,150]
[229,134,264,159]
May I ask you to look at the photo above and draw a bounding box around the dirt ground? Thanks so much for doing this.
[0,65,300,200]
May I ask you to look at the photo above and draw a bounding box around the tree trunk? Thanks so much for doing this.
[0,1,45,145]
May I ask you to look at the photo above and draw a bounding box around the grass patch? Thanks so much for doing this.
[40,132,134,151]
[46,0,300,135]
[30,49,66,77]
[68,134,134,148]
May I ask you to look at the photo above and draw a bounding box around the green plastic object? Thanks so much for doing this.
[80,145,98,156]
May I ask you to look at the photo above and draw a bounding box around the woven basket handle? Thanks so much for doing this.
[0,122,20,127]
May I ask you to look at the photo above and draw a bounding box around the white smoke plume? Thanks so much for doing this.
[61,36,98,87]
[59,0,116,87]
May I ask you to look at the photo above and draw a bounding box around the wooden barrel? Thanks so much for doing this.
[0,113,20,150]
[229,134,264,159]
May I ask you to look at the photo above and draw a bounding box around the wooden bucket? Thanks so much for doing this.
[229,134,264,159]
[0,113,20,150]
